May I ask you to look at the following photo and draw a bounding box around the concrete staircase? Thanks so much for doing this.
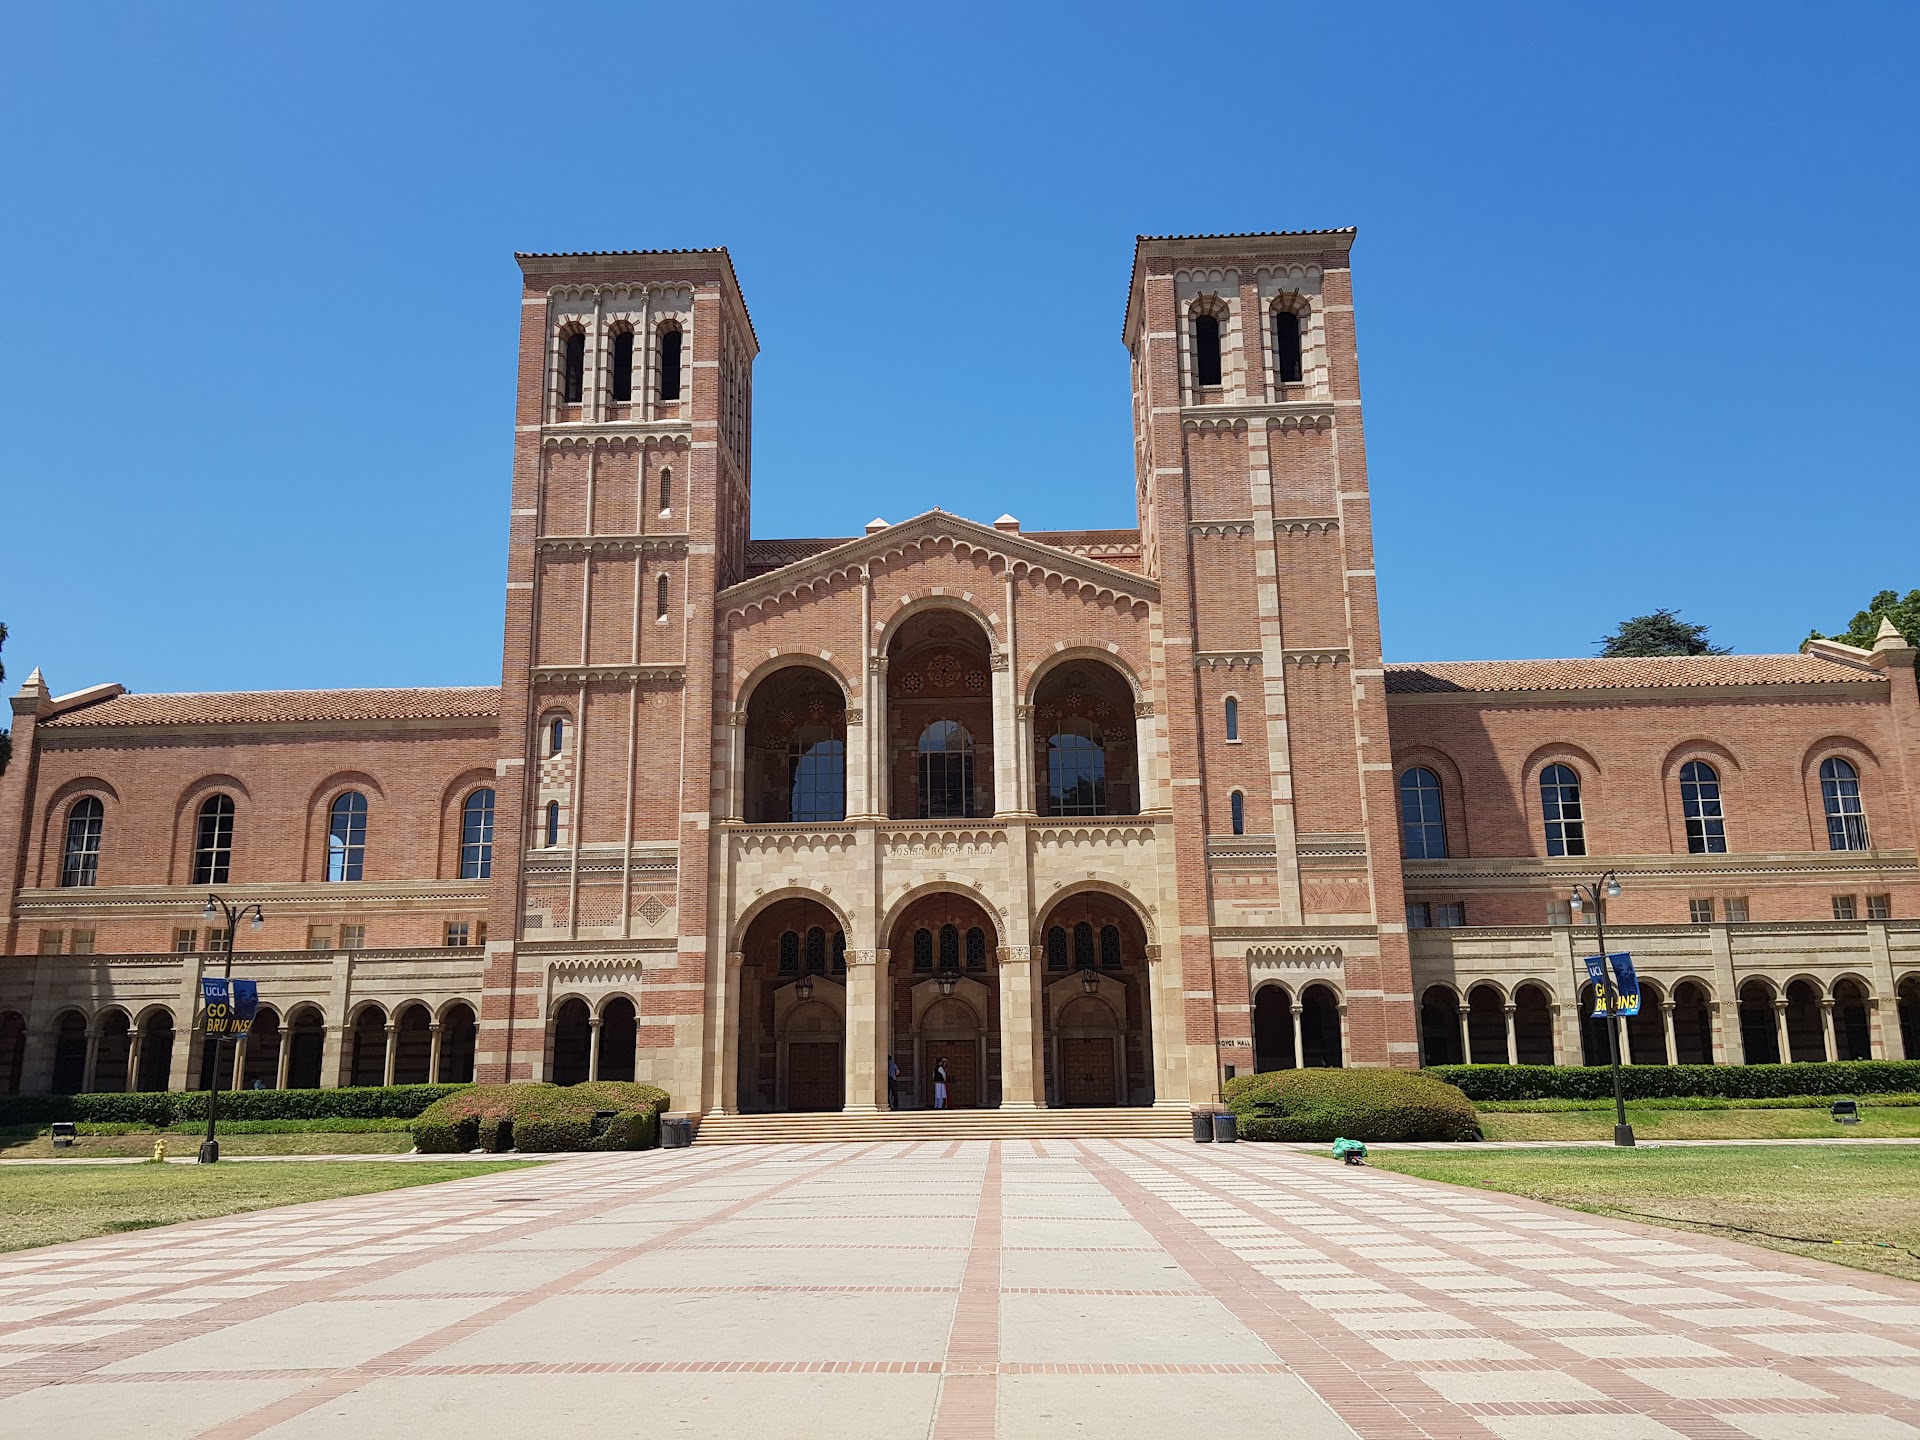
[690,1106,1194,1146]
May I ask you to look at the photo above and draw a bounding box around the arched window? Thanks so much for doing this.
[544,800,561,848]
[917,721,975,819]
[1540,764,1586,856]
[1192,311,1223,387]
[1047,722,1106,816]
[939,924,960,971]
[912,927,933,972]
[965,926,987,970]
[1100,924,1121,969]
[610,329,634,402]
[779,930,800,974]
[1679,761,1727,854]
[459,789,495,880]
[832,930,847,971]
[788,727,846,824]
[61,797,103,888]
[193,795,235,885]
[804,926,827,973]
[657,573,670,620]
[326,792,368,882]
[1821,757,1870,851]
[1072,921,1095,968]
[1274,308,1304,384]
[562,331,585,404]
[1046,925,1068,971]
[658,325,683,400]
[549,717,566,756]
[1230,790,1246,836]
[1398,768,1447,859]
[1224,696,1239,742]
[659,467,672,513]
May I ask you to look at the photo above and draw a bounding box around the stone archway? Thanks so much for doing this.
[888,890,1001,1109]
[1036,890,1154,1106]
[737,896,849,1113]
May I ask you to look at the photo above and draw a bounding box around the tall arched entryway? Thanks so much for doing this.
[737,896,849,1112]
[1031,658,1141,817]
[742,665,848,824]
[135,1009,175,1092]
[285,1006,325,1089]
[94,1009,134,1092]
[887,609,996,820]
[1036,891,1155,1106]
[1420,986,1464,1065]
[1252,981,1340,1071]
[888,890,1000,1108]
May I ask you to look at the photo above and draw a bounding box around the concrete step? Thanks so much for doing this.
[690,1107,1193,1145]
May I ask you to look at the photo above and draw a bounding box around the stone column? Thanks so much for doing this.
[1336,1003,1350,1070]
[1502,1006,1518,1065]
[991,651,1016,816]
[1548,1003,1563,1065]
[868,656,890,819]
[717,951,745,1114]
[1456,1005,1471,1065]
[231,1035,247,1090]
[428,1023,444,1085]
[1711,924,1744,1064]
[1773,999,1792,1065]
[1618,1012,1635,1065]
[842,949,884,1112]
[1000,946,1042,1107]
[82,1027,101,1093]
[125,1030,142,1093]
[381,1024,398,1087]
[275,1035,291,1091]
[1660,1002,1678,1066]
[588,1015,604,1081]
[1291,1004,1306,1069]
[1870,998,1888,1060]
[1819,999,1837,1062]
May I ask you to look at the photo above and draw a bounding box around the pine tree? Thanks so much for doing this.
[1596,609,1730,658]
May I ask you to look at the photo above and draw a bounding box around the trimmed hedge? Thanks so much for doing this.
[0,1084,467,1129]
[1429,1061,1920,1103]
[412,1082,671,1154]
[1222,1069,1481,1143]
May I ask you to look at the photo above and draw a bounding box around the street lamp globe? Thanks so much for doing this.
[1605,877,1622,899]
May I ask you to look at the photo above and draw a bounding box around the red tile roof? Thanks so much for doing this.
[42,687,501,728]
[1385,655,1878,695]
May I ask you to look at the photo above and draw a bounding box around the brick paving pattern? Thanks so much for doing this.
[3,1141,1920,1437]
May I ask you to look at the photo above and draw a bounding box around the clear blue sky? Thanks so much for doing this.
[2,2,1915,695]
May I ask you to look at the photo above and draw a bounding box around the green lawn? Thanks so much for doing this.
[1477,1104,1920,1142]
[0,1160,537,1252]
[0,1129,418,1159]
[1367,1145,1920,1282]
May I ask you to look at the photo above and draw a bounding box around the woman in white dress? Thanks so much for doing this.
[933,1058,949,1110]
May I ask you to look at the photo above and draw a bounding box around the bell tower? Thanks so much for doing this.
[478,248,757,1096]
[1125,230,1417,1079]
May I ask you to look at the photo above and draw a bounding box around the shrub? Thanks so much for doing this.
[1222,1068,1480,1143]
[1428,1060,1920,1103]
[0,1084,467,1130]
[411,1082,670,1154]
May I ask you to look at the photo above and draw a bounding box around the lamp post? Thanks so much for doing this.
[1570,872,1633,1147]
[198,894,264,1164]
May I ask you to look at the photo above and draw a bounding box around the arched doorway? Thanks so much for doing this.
[887,609,996,819]
[392,1005,433,1085]
[890,890,1001,1109]
[742,665,848,824]
[285,1006,325,1089]
[1465,985,1506,1063]
[438,1003,477,1083]
[1626,981,1668,1064]
[1419,986,1463,1065]
[1671,981,1714,1064]
[1513,983,1555,1064]
[95,1009,133,1092]
[1579,984,1615,1067]
[1299,984,1343,1068]
[1253,985,1296,1071]
[551,999,591,1085]
[1784,979,1825,1062]
[1037,891,1154,1106]
[597,997,637,1081]
[50,1011,87,1094]
[736,896,848,1113]
[135,1010,174,1092]
[350,1006,388,1087]
[1832,978,1872,1061]
[241,1008,280,1089]
[1031,659,1141,816]
[1900,977,1920,1060]
[1738,980,1780,1064]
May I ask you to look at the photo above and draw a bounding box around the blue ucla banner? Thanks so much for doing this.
[1585,953,1641,1018]
[200,977,256,1037]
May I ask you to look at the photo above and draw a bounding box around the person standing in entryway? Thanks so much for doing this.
[887,1054,899,1110]
[932,1057,948,1110]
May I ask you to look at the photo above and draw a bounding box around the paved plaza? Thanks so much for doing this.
[5,1142,1920,1437]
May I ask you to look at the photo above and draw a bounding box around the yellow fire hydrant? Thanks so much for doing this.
[151,1136,168,1163]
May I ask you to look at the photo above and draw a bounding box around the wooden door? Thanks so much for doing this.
[787,1041,842,1111]
[933,1046,978,1109]
[1062,1037,1116,1107]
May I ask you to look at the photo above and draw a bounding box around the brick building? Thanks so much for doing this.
[4,229,1918,1115]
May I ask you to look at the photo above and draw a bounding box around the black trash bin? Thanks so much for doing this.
[1192,1111,1214,1143]
[1212,1112,1238,1144]
[661,1117,694,1149]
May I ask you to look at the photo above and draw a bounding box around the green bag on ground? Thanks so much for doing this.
[1332,1136,1368,1164]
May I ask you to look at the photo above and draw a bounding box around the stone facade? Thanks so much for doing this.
[3,230,1917,1107]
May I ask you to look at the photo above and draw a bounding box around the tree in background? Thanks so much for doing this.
[1596,609,1731,658]
[1814,589,1920,651]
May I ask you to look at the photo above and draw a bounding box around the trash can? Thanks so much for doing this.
[661,1116,694,1149]
[1192,1111,1215,1143]
[1211,1112,1238,1144]
[50,1121,76,1150]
